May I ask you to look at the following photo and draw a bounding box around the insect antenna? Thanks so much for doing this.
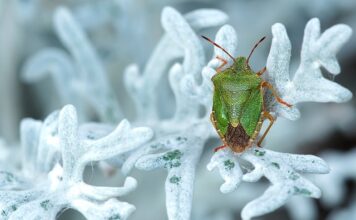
[201,35,235,63]
[246,36,266,65]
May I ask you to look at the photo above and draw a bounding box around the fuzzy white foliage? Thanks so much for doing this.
[5,4,353,220]
[205,18,352,220]
[0,105,153,219]
[194,163,318,220]
[22,7,122,122]
[124,7,227,122]
[121,7,227,220]
[121,8,352,220]
[206,146,242,194]
[208,147,329,219]
[134,136,203,220]
[266,18,352,120]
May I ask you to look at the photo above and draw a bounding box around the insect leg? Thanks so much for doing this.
[214,145,227,152]
[216,56,228,72]
[260,81,292,108]
[256,66,267,76]
[257,111,275,147]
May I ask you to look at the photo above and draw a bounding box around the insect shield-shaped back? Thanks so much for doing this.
[211,60,263,152]
[203,35,291,153]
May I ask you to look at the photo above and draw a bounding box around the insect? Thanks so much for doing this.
[202,35,292,153]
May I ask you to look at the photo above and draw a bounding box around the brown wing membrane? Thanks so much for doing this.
[226,124,250,152]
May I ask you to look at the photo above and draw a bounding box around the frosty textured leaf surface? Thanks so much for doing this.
[207,148,242,193]
[124,7,228,122]
[0,105,153,219]
[266,18,352,120]
[208,147,329,220]
[121,7,228,220]
[4,4,353,220]
[206,18,351,219]
[136,137,203,220]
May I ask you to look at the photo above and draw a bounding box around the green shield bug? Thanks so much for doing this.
[202,36,292,153]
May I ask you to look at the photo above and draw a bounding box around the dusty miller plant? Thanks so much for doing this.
[0,5,352,220]
[207,17,352,220]
[0,105,153,219]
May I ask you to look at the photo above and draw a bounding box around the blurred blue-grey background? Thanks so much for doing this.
[0,0,355,219]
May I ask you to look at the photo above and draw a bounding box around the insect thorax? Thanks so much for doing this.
[232,57,250,72]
